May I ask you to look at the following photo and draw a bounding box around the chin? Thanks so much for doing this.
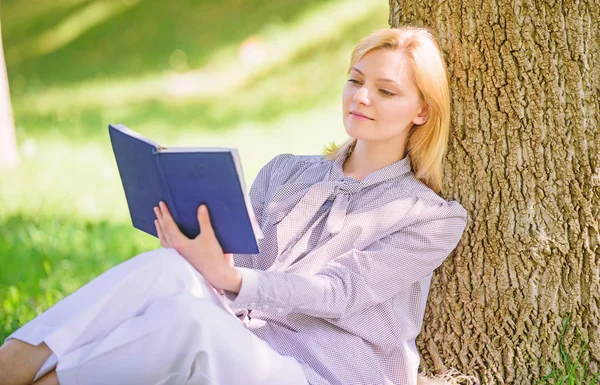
[344,120,369,138]
[345,129,408,147]
[344,125,381,142]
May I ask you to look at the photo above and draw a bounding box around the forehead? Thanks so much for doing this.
[351,49,414,82]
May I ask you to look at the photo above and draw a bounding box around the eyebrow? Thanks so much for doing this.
[350,67,402,87]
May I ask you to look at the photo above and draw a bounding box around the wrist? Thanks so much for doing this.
[223,267,243,293]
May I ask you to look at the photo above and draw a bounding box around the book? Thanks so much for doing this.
[108,124,263,254]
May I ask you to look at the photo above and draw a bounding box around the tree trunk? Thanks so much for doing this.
[389,0,600,383]
[0,16,19,171]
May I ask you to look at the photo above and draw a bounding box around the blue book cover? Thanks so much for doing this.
[108,124,262,254]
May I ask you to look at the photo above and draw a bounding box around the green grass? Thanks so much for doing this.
[0,215,154,342]
[539,316,600,385]
[0,0,390,342]
[4,0,331,88]
[4,0,387,139]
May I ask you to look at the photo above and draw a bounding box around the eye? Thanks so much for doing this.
[379,89,395,96]
[347,78,362,85]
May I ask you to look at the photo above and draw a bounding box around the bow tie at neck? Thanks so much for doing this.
[273,143,413,256]
[274,179,361,257]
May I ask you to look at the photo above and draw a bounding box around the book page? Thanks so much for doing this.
[111,124,162,150]
[160,147,233,153]
[231,149,264,241]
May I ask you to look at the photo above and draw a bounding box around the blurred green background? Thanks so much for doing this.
[0,0,389,341]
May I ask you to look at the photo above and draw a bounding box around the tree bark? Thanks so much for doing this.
[389,0,600,383]
[0,16,19,171]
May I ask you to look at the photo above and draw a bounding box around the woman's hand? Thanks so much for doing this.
[153,202,241,293]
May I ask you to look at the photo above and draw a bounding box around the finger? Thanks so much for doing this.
[154,219,167,248]
[153,205,163,222]
[158,202,179,238]
[157,219,169,247]
[158,201,174,223]
[197,205,216,238]
[154,206,171,246]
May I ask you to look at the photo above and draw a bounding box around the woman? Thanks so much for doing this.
[0,26,467,385]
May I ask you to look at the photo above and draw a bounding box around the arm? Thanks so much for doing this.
[152,154,295,294]
[226,201,467,319]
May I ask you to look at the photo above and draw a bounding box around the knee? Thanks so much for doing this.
[131,250,212,300]
[153,293,223,327]
[184,297,236,333]
[133,248,185,270]
[161,292,213,315]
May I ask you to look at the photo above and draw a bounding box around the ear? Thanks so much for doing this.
[412,104,430,126]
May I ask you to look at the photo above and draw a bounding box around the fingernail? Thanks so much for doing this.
[200,205,206,213]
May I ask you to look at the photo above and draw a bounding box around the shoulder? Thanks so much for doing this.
[268,153,327,168]
[264,153,329,183]
[376,176,468,249]
[396,173,468,223]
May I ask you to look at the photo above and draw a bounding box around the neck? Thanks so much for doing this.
[342,138,408,181]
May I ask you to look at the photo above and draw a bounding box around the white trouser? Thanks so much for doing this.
[6,248,308,385]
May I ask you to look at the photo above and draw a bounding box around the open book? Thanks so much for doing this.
[108,124,263,254]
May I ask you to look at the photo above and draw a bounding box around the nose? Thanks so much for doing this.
[353,86,370,105]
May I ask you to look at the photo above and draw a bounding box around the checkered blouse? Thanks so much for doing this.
[225,141,467,385]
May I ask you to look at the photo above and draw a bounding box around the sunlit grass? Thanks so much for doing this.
[4,0,341,90]
[8,2,389,142]
[0,0,91,46]
[7,0,138,63]
[0,214,155,341]
[2,103,346,221]
[14,0,385,117]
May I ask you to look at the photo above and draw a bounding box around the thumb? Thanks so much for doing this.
[197,205,215,238]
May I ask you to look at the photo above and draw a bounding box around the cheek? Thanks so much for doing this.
[342,87,354,108]
[382,102,415,123]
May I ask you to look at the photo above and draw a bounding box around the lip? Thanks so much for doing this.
[350,110,373,120]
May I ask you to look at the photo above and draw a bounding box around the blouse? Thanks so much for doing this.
[225,141,467,385]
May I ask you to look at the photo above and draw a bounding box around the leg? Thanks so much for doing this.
[0,340,52,385]
[4,248,229,384]
[53,293,307,385]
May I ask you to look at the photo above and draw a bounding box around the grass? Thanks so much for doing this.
[0,215,153,341]
[4,0,386,138]
[0,0,390,342]
[538,316,600,385]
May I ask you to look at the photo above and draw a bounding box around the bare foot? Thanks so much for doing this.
[0,340,52,385]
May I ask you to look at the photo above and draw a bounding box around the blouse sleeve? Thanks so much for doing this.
[227,199,467,319]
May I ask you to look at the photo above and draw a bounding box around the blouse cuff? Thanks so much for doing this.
[225,268,290,315]
[225,267,261,309]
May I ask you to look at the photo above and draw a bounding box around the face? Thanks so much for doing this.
[342,49,429,145]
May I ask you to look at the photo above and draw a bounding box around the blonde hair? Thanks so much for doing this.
[324,26,451,193]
